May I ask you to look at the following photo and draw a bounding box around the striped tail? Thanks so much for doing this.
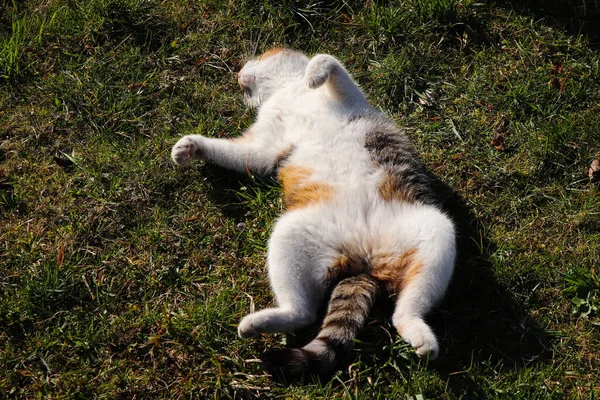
[261,274,380,380]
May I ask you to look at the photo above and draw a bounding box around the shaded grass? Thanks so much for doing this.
[1,0,600,398]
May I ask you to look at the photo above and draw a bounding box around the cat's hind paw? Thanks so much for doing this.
[171,135,203,166]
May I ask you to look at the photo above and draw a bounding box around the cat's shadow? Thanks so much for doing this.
[198,165,553,391]
[426,184,552,395]
[197,163,261,220]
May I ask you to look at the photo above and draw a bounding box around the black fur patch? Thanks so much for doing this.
[365,120,441,205]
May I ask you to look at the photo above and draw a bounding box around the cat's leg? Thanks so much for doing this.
[238,209,339,338]
[304,54,368,106]
[392,286,443,359]
[171,130,286,175]
[385,218,456,360]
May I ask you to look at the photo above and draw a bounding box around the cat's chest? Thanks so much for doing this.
[283,130,373,188]
[262,90,347,131]
[262,106,331,132]
[260,94,372,177]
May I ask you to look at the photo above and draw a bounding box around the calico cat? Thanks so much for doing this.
[171,48,456,377]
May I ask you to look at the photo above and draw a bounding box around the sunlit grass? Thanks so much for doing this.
[1,0,599,398]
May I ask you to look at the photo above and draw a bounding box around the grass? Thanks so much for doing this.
[1,0,600,398]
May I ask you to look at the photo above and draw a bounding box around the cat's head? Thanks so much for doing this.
[237,48,309,108]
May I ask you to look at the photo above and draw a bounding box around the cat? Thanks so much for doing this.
[171,48,456,378]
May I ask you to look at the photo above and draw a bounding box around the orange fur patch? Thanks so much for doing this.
[258,47,285,60]
[401,258,424,290]
[370,248,421,293]
[279,165,335,210]
[378,173,414,203]
[326,246,423,294]
[327,253,367,283]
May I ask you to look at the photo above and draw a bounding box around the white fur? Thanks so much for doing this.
[171,49,456,359]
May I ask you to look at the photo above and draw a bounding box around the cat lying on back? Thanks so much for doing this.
[171,48,456,377]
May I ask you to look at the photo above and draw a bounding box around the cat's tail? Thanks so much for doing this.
[260,273,380,380]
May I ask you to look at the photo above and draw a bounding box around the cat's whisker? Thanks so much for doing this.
[251,31,261,59]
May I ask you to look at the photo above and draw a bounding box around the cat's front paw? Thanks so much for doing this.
[238,314,260,339]
[305,54,334,89]
[306,73,329,89]
[171,135,203,166]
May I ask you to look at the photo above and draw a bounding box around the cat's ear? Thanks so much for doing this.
[238,71,255,87]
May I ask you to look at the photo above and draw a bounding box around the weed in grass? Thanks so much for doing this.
[0,12,26,80]
[563,264,600,323]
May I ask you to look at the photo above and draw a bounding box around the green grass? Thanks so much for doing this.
[1,0,600,398]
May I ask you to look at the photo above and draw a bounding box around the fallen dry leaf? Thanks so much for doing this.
[589,159,600,179]
[550,58,564,74]
[490,133,505,151]
[57,245,64,268]
[559,68,573,94]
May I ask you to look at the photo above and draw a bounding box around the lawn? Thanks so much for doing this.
[1,0,599,398]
